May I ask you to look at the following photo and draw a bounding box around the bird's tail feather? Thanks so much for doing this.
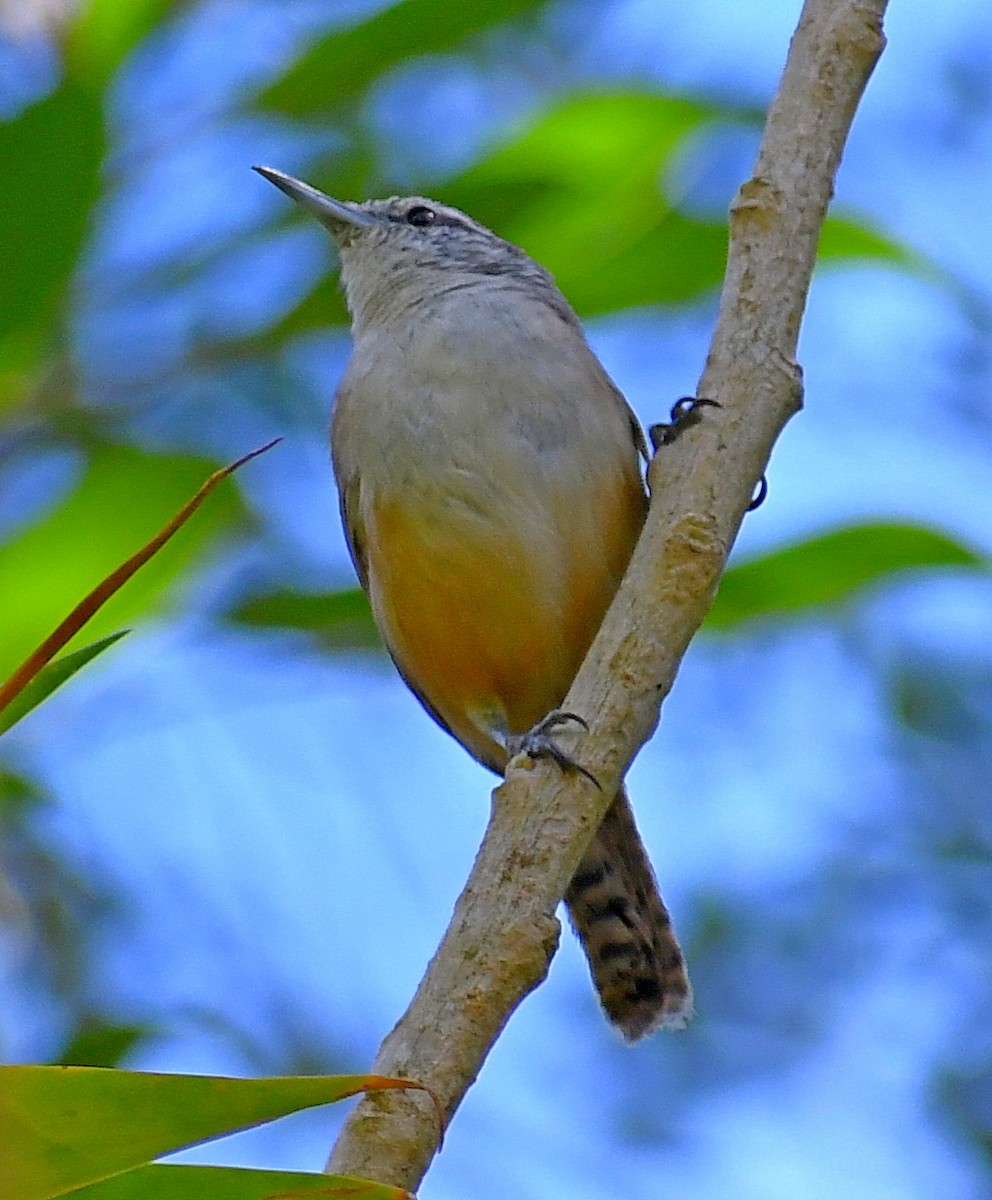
[565,786,692,1040]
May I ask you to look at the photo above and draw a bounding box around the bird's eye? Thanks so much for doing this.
[406,205,436,227]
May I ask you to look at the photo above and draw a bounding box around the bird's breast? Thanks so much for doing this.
[329,288,647,759]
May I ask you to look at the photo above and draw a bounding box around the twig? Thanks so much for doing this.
[325,0,889,1187]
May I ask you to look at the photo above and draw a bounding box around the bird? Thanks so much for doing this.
[255,165,693,1040]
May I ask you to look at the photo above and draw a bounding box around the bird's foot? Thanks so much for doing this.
[649,396,721,449]
[650,396,768,511]
[506,710,602,790]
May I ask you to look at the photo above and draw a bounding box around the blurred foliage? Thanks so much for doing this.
[0,0,922,699]
[443,92,730,314]
[0,0,179,412]
[0,80,103,411]
[0,0,989,1192]
[229,521,986,645]
[707,522,986,628]
[56,1015,151,1069]
[0,632,129,736]
[260,0,547,116]
[65,0,180,84]
[0,769,117,1053]
[0,768,44,824]
[252,91,912,350]
[817,213,916,265]
[0,444,245,683]
[231,586,379,650]
[891,654,992,746]
[0,436,280,733]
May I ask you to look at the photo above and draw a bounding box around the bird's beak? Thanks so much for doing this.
[253,166,373,230]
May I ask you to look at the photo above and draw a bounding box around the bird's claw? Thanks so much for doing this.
[649,398,768,512]
[649,396,721,450]
[507,710,602,790]
[747,474,768,511]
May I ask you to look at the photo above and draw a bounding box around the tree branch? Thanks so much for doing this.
[326,0,889,1188]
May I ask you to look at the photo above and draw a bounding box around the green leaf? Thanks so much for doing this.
[0,771,45,822]
[260,0,546,116]
[0,632,128,736]
[0,82,104,409]
[890,659,987,744]
[0,444,246,684]
[818,213,914,266]
[56,1018,151,1070]
[441,92,724,315]
[439,93,911,317]
[0,1066,425,1200]
[0,0,173,410]
[65,1162,411,1200]
[229,587,379,649]
[66,0,178,86]
[706,522,985,629]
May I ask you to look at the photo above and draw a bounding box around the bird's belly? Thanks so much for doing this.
[363,485,626,769]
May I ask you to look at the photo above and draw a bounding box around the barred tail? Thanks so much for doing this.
[565,787,692,1040]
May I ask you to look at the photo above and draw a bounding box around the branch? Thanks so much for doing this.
[326,0,889,1187]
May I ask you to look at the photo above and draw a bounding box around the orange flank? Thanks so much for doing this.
[363,464,645,771]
